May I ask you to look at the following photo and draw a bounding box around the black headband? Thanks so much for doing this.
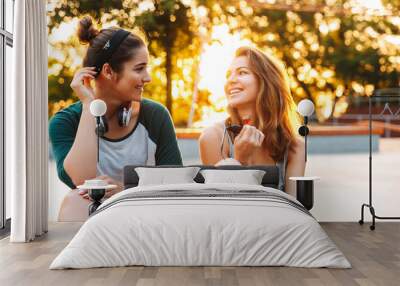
[94,29,131,77]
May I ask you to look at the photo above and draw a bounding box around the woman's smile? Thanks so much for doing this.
[135,85,144,92]
[228,87,244,95]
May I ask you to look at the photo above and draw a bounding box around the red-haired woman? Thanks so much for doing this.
[199,46,305,196]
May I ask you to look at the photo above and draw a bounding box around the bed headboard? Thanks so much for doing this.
[123,165,280,189]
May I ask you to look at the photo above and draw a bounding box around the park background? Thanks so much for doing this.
[46,0,400,222]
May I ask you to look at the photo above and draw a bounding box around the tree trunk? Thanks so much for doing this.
[187,44,204,128]
[165,44,173,117]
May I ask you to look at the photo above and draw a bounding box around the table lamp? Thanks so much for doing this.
[86,99,108,214]
[297,99,315,162]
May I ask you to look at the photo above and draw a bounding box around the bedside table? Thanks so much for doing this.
[289,177,320,210]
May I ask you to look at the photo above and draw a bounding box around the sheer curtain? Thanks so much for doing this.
[8,0,48,242]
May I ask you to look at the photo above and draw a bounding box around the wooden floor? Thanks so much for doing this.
[0,222,399,286]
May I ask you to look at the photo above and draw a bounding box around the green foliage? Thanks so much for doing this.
[48,0,399,123]
[211,0,399,120]
[48,0,209,125]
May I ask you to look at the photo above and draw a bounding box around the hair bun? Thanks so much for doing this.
[77,16,99,44]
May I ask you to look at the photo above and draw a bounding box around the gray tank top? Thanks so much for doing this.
[97,123,157,183]
[220,126,288,192]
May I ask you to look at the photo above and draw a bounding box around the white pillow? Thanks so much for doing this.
[200,169,266,185]
[215,158,241,166]
[135,167,200,186]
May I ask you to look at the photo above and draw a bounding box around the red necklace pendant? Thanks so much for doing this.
[242,118,252,125]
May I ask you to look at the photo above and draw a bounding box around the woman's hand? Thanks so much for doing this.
[78,175,123,200]
[70,67,97,104]
[233,125,265,165]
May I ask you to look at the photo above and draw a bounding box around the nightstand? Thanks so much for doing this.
[289,177,320,210]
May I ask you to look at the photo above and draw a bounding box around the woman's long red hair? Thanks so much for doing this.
[227,46,300,162]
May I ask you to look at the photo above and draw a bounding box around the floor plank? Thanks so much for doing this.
[0,222,399,286]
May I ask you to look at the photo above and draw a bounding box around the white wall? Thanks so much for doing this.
[307,141,400,221]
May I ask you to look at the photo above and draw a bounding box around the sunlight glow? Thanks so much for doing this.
[48,18,78,43]
[194,24,253,127]
[316,93,334,120]
[137,0,155,13]
[385,35,400,46]
[355,0,384,11]
[352,0,387,15]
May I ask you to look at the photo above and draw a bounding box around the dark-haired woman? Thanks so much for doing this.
[49,16,182,220]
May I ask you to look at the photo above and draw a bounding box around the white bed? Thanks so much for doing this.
[50,183,351,269]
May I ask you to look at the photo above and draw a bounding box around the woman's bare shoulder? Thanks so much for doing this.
[199,121,225,143]
[288,136,305,159]
[293,136,305,150]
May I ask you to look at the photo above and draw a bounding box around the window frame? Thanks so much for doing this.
[1,0,14,234]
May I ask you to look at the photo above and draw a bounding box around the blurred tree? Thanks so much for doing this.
[381,0,400,12]
[47,0,212,125]
[48,0,400,123]
[211,0,400,121]
[133,0,194,117]
[47,37,85,116]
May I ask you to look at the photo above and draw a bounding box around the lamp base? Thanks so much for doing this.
[88,188,106,215]
[289,177,319,211]
[296,180,314,210]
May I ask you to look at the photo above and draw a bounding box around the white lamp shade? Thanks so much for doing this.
[89,99,107,117]
[297,99,315,117]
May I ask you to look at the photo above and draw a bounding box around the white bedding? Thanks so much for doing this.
[50,183,351,269]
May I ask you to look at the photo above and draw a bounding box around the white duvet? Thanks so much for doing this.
[50,183,351,269]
